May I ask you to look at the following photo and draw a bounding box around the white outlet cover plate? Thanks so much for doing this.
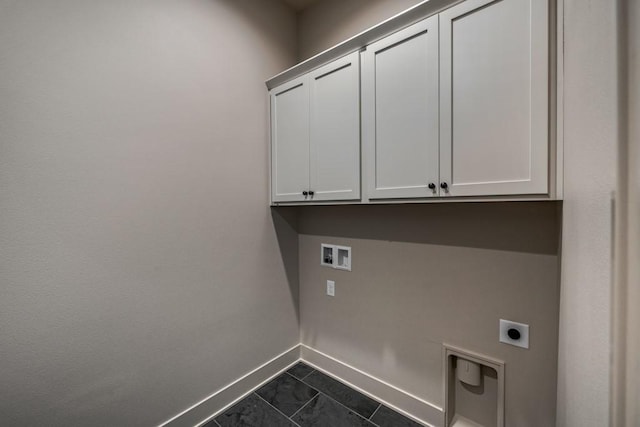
[499,319,529,349]
[327,280,335,297]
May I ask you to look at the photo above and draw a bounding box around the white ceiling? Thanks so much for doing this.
[281,0,321,11]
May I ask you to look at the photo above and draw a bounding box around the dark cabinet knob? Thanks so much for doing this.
[440,182,448,190]
[308,190,315,196]
[428,183,436,190]
[302,191,308,196]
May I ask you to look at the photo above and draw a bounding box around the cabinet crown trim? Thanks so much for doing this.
[265,0,464,90]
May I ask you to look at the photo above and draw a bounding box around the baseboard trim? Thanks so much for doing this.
[158,343,444,427]
[158,344,300,427]
[300,344,445,427]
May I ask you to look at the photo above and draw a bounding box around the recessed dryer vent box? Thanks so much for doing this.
[444,344,505,427]
[320,244,352,271]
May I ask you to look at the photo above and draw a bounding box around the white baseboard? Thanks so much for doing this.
[158,344,300,427]
[300,344,445,427]
[157,343,444,427]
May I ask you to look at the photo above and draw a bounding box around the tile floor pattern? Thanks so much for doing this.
[204,362,423,427]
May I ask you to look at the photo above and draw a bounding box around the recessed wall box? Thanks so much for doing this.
[321,244,334,267]
[320,244,352,271]
[335,246,351,271]
[445,344,505,427]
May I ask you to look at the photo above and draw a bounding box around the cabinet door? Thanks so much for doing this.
[271,75,310,203]
[363,16,440,200]
[309,52,361,202]
[439,0,549,197]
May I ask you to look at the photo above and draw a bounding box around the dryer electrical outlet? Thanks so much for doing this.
[499,319,529,349]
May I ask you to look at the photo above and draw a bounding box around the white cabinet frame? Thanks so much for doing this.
[267,0,562,206]
[271,53,361,204]
[270,75,310,203]
[362,16,440,200]
[309,51,361,202]
[439,0,549,197]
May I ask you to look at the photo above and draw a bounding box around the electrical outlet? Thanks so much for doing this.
[326,280,335,297]
[499,319,529,349]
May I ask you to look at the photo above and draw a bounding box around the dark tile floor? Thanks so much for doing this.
[204,362,423,427]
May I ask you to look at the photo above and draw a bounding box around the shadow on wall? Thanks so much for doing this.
[271,207,301,324]
[217,0,297,74]
[293,201,562,255]
[297,0,426,59]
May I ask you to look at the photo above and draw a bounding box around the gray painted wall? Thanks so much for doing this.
[295,2,562,426]
[557,0,618,425]
[296,1,621,425]
[624,0,640,422]
[297,0,423,60]
[0,0,622,425]
[0,1,299,425]
[612,1,640,423]
[297,202,561,426]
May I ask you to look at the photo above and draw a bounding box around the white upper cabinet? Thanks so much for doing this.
[271,75,310,203]
[439,0,549,197]
[309,52,361,201]
[271,52,360,203]
[268,0,556,205]
[363,16,440,200]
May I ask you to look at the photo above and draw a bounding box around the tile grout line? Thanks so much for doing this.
[284,370,321,420]
[296,368,382,426]
[285,371,310,383]
[284,370,318,393]
[212,366,420,427]
[368,403,383,421]
[300,369,316,381]
[207,414,221,426]
[298,371,381,421]
[253,392,303,427]
[284,365,317,382]
[298,368,425,427]
[311,389,382,427]
[198,357,301,427]
[288,392,320,420]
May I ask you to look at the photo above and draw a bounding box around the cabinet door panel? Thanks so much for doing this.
[363,16,440,200]
[271,76,309,202]
[440,0,549,196]
[309,52,360,201]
